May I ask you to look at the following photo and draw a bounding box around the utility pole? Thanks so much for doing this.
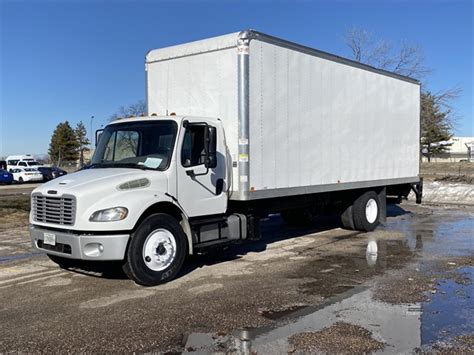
[90,115,94,151]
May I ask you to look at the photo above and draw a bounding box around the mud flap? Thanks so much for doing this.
[411,179,423,204]
[378,188,387,223]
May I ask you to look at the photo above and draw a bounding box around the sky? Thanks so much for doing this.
[0,0,472,157]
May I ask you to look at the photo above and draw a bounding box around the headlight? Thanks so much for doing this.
[89,207,128,222]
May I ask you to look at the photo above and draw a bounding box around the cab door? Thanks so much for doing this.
[176,119,228,217]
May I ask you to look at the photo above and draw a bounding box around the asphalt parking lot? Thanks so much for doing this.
[0,192,472,353]
[0,182,40,195]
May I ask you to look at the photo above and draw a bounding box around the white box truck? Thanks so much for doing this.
[29,30,422,285]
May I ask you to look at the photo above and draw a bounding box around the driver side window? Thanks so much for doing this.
[181,126,206,167]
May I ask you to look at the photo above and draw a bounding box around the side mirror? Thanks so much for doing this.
[95,129,104,147]
[205,126,217,169]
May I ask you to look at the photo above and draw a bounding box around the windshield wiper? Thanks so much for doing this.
[114,163,152,170]
[89,162,155,170]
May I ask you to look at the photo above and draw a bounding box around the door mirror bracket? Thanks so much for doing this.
[182,120,217,177]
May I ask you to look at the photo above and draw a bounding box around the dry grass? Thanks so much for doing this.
[421,162,474,184]
[0,195,30,231]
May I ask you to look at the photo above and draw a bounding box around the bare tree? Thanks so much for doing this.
[110,100,147,121]
[344,26,431,79]
[343,26,462,162]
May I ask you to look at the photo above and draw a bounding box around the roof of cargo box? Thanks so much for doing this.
[146,30,420,85]
[146,32,240,63]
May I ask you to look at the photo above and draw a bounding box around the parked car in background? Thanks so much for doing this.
[0,169,13,185]
[6,155,43,171]
[0,161,7,170]
[11,168,43,184]
[37,167,67,182]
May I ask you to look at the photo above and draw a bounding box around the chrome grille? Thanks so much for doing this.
[32,194,76,226]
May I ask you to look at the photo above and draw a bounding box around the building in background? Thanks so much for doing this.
[422,136,474,162]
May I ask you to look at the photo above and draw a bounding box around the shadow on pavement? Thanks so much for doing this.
[60,204,411,282]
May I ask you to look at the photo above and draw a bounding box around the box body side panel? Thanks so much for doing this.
[147,48,239,193]
[248,40,420,194]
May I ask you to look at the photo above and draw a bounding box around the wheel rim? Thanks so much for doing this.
[365,198,378,224]
[142,228,177,271]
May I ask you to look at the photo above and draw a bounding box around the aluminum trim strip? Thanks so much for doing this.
[230,177,421,201]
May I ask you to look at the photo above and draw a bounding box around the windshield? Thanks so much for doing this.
[91,120,178,170]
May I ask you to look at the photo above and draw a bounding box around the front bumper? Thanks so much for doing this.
[29,224,130,261]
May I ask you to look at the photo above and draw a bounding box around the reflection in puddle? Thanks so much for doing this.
[366,240,378,267]
[184,288,422,354]
[184,207,474,353]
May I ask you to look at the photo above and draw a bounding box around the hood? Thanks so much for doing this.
[32,168,167,198]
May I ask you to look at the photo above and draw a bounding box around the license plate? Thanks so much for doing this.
[44,233,56,246]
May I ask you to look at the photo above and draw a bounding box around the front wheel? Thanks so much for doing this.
[18,177,24,184]
[123,213,188,286]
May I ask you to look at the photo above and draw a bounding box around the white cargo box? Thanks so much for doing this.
[146,30,420,201]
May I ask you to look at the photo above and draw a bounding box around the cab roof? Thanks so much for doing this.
[108,115,219,126]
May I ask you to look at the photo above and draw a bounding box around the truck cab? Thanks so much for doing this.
[30,116,236,285]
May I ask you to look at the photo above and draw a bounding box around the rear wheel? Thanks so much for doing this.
[340,191,381,232]
[18,177,24,184]
[352,191,380,232]
[123,213,188,286]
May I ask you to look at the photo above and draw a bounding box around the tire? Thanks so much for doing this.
[340,205,355,230]
[281,209,314,226]
[18,177,24,184]
[352,191,380,232]
[47,254,76,269]
[123,213,188,286]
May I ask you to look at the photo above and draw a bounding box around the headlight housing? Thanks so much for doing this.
[89,207,128,222]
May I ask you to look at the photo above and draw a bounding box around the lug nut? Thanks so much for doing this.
[145,256,151,262]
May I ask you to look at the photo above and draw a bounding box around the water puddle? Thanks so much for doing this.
[184,206,474,353]
[0,252,43,263]
[184,286,423,353]
[421,266,474,346]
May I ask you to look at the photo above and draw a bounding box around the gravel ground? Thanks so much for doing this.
[288,321,385,353]
[0,197,473,353]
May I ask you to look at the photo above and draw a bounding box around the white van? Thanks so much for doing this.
[6,155,42,171]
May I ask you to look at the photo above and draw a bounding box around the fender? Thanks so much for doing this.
[133,196,194,255]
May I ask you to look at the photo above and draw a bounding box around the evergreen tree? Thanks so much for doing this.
[48,121,79,166]
[75,121,90,167]
[420,92,453,162]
